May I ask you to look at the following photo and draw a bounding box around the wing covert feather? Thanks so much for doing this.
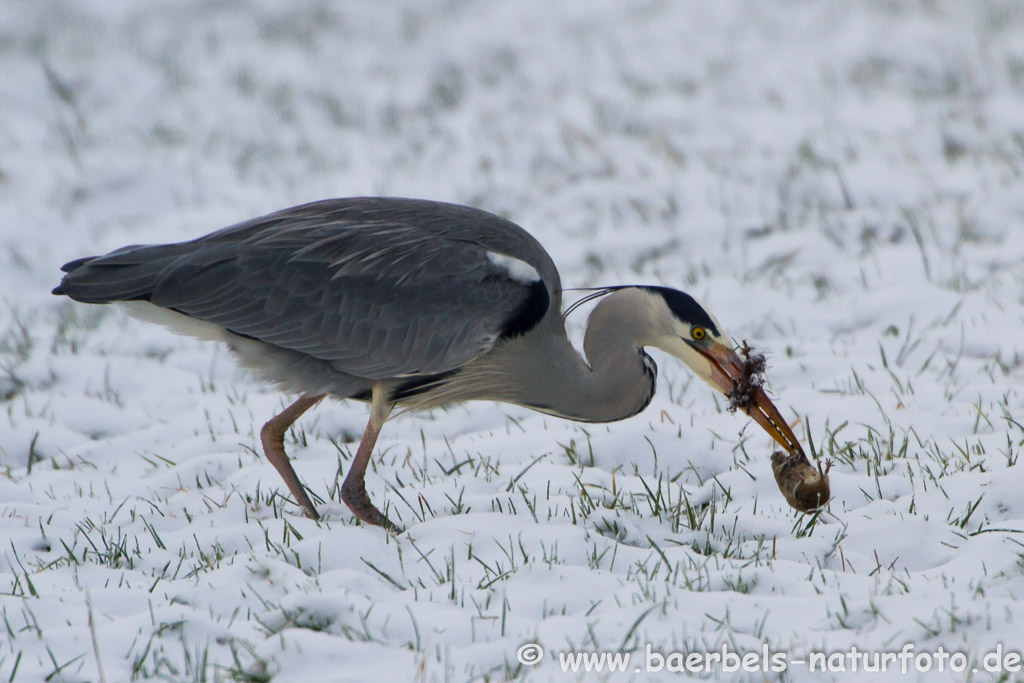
[137,199,556,379]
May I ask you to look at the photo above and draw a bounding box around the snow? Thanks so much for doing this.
[2,0,1024,681]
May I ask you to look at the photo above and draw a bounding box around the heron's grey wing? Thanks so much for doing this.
[55,199,553,379]
[151,248,547,379]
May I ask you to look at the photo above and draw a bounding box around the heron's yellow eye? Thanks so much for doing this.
[691,326,707,341]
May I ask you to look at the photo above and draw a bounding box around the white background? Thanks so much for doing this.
[2,1,1024,681]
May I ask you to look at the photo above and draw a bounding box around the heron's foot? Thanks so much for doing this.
[297,497,321,521]
[341,479,403,533]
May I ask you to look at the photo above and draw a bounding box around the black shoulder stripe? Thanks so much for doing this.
[498,280,549,340]
[390,368,461,402]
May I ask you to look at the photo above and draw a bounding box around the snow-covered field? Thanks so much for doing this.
[3,1,1024,681]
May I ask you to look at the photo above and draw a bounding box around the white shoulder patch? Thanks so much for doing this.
[486,251,541,284]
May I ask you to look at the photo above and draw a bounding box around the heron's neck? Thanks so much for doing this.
[507,289,659,423]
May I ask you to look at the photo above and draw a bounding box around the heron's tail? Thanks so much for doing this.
[52,243,197,303]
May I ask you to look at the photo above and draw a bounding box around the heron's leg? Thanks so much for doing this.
[341,384,398,531]
[260,394,325,519]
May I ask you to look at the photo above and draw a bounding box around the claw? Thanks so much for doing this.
[341,479,402,533]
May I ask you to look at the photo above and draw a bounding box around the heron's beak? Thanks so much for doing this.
[698,341,805,455]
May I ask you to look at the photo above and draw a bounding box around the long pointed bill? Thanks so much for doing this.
[699,341,805,456]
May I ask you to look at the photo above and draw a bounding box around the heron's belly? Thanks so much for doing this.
[120,301,372,399]
[118,301,231,343]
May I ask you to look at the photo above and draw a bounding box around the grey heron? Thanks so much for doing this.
[53,197,803,531]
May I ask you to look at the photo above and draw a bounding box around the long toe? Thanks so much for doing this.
[341,481,403,533]
[299,498,321,521]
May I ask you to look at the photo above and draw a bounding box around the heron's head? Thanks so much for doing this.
[642,286,803,454]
